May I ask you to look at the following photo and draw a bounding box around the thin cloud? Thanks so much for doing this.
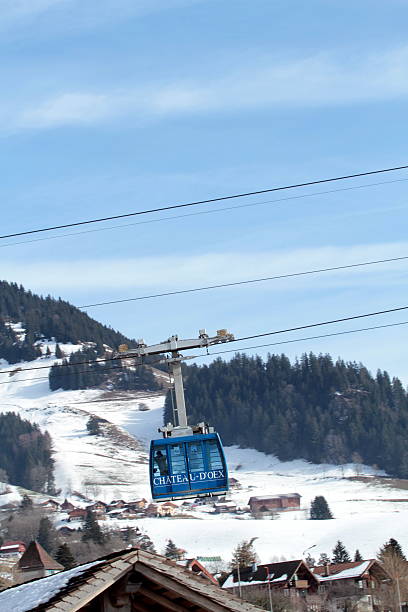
[0,0,67,21]
[20,92,115,128]
[0,0,205,30]
[12,46,408,130]
[2,243,408,292]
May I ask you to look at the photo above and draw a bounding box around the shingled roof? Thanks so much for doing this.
[0,547,263,612]
[312,559,391,582]
[222,559,319,590]
[17,541,64,572]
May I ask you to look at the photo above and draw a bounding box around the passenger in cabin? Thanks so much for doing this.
[154,450,169,476]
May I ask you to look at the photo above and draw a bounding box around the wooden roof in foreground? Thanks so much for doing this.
[0,547,262,612]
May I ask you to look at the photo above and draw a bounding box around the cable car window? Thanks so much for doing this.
[169,444,187,475]
[205,440,223,470]
[153,448,169,476]
[187,442,205,472]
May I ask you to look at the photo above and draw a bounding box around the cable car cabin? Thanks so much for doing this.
[150,433,228,501]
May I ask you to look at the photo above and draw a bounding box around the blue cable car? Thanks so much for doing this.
[116,330,234,502]
[150,431,228,501]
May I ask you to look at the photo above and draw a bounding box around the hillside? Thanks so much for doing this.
[0,281,133,363]
[168,353,408,478]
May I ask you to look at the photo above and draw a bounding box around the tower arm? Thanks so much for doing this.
[117,329,234,359]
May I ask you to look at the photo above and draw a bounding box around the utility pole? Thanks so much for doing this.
[267,571,274,612]
[117,329,234,436]
[237,563,242,599]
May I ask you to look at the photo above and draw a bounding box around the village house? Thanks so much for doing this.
[0,540,26,559]
[158,501,179,517]
[126,498,148,511]
[214,500,237,514]
[145,503,159,517]
[311,559,392,611]
[229,477,242,489]
[58,526,76,537]
[13,540,64,585]
[68,508,88,522]
[39,499,60,512]
[60,498,75,512]
[117,508,139,520]
[222,559,319,600]
[248,493,301,516]
[107,499,127,511]
[86,501,108,518]
[0,547,262,612]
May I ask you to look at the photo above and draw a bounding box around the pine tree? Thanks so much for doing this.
[231,538,258,569]
[81,510,105,545]
[38,517,59,554]
[46,346,51,357]
[55,344,64,359]
[310,496,333,519]
[332,540,351,563]
[378,538,406,562]
[86,416,102,436]
[19,494,33,512]
[164,539,180,560]
[55,543,76,570]
[305,553,316,568]
[354,549,363,561]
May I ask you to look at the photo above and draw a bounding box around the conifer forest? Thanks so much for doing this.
[164,353,408,478]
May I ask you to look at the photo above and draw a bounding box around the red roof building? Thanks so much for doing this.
[0,540,26,558]
[68,508,88,522]
[14,540,64,584]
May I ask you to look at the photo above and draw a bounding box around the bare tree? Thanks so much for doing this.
[377,551,408,610]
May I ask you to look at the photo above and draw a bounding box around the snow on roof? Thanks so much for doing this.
[0,545,21,550]
[0,560,103,612]
[249,493,301,501]
[222,572,288,589]
[315,561,371,582]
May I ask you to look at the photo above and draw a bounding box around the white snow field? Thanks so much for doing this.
[0,346,408,563]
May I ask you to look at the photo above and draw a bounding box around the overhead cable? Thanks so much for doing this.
[1,164,408,239]
[2,319,408,385]
[1,303,408,377]
[1,177,407,249]
[79,254,408,308]
[205,320,408,357]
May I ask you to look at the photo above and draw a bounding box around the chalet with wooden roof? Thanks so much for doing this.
[13,540,64,585]
[0,540,26,558]
[39,499,60,512]
[0,547,263,611]
[248,494,301,515]
[68,508,88,522]
[86,501,107,518]
[126,498,148,510]
[222,559,319,598]
[312,559,392,608]
[60,499,75,512]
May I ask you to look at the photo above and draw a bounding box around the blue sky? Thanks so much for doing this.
[2,0,408,380]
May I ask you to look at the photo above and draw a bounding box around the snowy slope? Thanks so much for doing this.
[0,348,408,563]
[0,342,163,501]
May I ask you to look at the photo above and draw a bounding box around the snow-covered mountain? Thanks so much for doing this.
[1,342,408,564]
